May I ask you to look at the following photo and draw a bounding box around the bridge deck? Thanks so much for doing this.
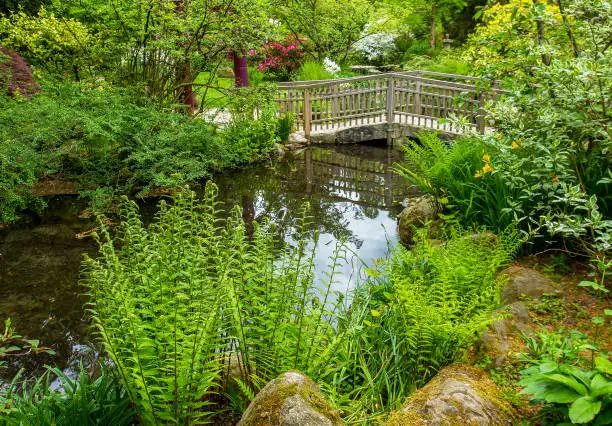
[276,70,505,142]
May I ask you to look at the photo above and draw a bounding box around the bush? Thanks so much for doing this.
[396,133,514,232]
[296,61,334,81]
[0,46,40,98]
[0,82,279,221]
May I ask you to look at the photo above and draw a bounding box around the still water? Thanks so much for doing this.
[0,142,416,378]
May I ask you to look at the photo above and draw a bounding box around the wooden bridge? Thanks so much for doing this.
[276,71,505,143]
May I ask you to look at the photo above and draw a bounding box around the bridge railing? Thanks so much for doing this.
[276,71,505,138]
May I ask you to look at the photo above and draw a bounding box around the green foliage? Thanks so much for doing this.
[0,362,134,426]
[83,183,349,423]
[276,114,294,143]
[0,83,278,221]
[272,0,372,61]
[0,124,46,222]
[519,356,612,425]
[0,319,55,370]
[296,61,334,81]
[83,187,228,424]
[328,225,522,418]
[396,133,513,231]
[0,8,101,80]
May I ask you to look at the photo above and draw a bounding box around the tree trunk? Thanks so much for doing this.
[177,61,199,114]
[233,52,249,88]
[556,0,579,57]
[429,2,437,57]
[533,0,551,65]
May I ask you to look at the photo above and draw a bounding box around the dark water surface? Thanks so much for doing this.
[0,142,416,379]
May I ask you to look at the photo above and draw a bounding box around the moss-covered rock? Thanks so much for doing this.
[238,371,343,426]
[387,364,517,425]
[397,195,441,245]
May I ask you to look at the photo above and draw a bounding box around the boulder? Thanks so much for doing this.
[238,371,343,426]
[387,364,517,426]
[397,195,440,245]
[500,266,560,304]
[288,132,308,145]
[476,266,561,367]
[477,302,531,367]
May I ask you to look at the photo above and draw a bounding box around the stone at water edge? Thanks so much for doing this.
[397,195,441,245]
[386,364,517,425]
[238,371,343,426]
[288,132,308,145]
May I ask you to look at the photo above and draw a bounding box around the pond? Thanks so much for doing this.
[0,142,416,380]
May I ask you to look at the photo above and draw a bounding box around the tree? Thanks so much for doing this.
[271,0,372,61]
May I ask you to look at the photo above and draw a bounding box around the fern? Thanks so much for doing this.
[83,182,350,423]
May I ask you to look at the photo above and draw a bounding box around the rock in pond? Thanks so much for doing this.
[238,371,343,426]
[397,195,440,245]
[387,364,517,426]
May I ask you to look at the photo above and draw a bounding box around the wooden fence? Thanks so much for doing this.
[276,71,505,138]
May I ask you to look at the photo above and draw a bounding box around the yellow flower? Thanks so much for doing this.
[475,170,483,178]
[483,163,493,174]
[482,154,491,163]
[552,177,560,183]
[496,134,503,140]
[511,141,520,149]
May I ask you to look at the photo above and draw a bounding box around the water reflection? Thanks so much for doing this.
[0,142,416,379]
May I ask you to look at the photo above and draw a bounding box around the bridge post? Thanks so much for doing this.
[386,77,395,145]
[304,88,312,141]
[414,77,422,117]
[476,92,485,133]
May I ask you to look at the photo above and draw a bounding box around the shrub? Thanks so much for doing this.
[254,35,310,81]
[396,133,514,232]
[0,46,40,99]
[0,82,279,221]
[0,8,100,80]
[297,61,334,81]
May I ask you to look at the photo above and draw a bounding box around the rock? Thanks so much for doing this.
[500,266,560,305]
[397,195,440,245]
[274,143,285,156]
[387,364,517,426]
[288,132,308,145]
[31,224,77,245]
[238,371,343,426]
[477,302,532,367]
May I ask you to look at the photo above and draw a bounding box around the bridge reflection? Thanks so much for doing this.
[299,145,411,209]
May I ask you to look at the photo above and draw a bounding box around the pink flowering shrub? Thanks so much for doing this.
[0,46,40,99]
[253,35,311,81]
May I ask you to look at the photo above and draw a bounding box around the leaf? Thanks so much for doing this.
[604,309,612,316]
[539,361,559,373]
[569,396,602,424]
[595,357,612,375]
[593,316,605,325]
[370,309,381,317]
[364,268,379,278]
[590,374,612,398]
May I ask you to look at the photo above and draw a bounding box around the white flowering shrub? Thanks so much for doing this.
[353,24,396,61]
[323,57,341,77]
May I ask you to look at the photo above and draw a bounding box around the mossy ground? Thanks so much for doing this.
[473,254,612,423]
